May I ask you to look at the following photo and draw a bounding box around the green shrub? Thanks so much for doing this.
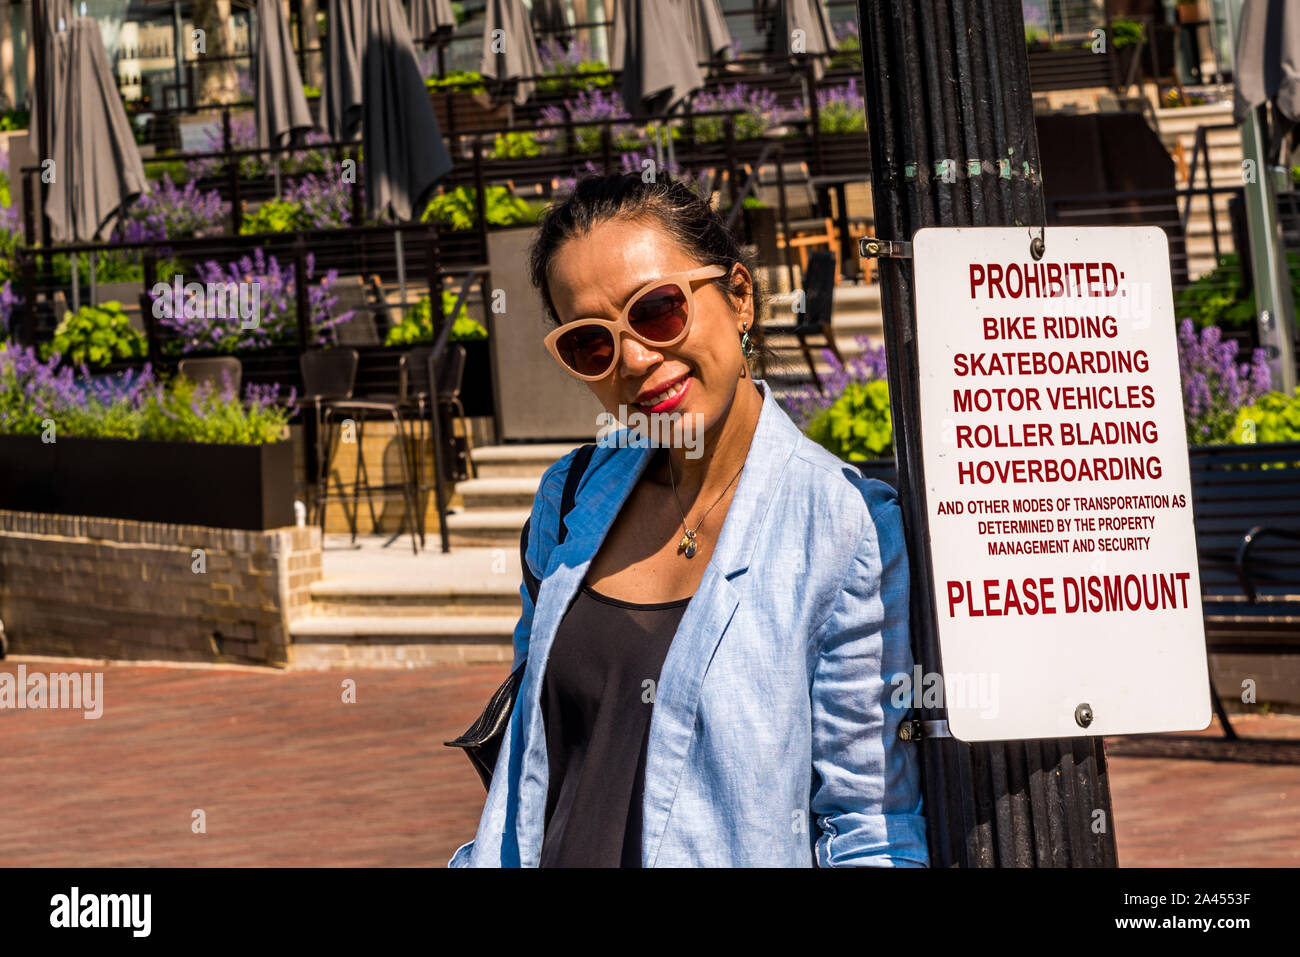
[1109,19,1146,51]
[538,61,614,93]
[804,379,893,460]
[426,70,486,94]
[422,186,543,230]
[491,131,542,159]
[240,198,302,234]
[384,291,487,347]
[1233,387,1300,444]
[1173,252,1300,330]
[42,301,147,368]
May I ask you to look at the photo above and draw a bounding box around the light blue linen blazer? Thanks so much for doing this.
[449,380,928,867]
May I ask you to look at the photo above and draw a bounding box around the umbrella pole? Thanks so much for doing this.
[90,253,96,306]
[395,231,407,318]
[71,256,79,314]
[274,156,282,200]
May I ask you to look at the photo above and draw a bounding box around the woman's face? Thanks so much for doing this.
[545,217,753,436]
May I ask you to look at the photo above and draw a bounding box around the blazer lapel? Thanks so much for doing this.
[640,380,802,866]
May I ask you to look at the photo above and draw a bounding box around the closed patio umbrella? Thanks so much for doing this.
[45,16,148,310]
[1230,0,1300,391]
[31,0,74,180]
[479,0,543,106]
[255,0,314,195]
[1233,0,1300,159]
[609,0,704,119]
[770,0,833,81]
[409,0,456,39]
[363,0,453,221]
[531,0,571,49]
[684,0,732,66]
[324,0,365,141]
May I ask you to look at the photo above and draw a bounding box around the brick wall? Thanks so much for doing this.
[1210,653,1300,711]
[0,511,321,666]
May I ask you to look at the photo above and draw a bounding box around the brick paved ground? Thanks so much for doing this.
[0,658,1295,867]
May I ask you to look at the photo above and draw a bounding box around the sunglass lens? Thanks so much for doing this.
[556,324,615,376]
[628,284,688,343]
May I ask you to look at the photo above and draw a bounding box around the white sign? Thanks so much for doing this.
[913,226,1211,742]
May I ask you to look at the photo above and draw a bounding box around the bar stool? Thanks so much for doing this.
[312,351,422,554]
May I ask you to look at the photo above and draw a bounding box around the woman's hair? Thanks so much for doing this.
[527,173,767,344]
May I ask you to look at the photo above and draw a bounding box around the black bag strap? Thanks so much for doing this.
[520,443,597,606]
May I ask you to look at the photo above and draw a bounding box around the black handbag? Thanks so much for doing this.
[444,443,597,791]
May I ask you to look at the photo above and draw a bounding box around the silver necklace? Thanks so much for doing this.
[665,452,745,559]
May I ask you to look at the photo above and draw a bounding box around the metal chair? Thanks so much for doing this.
[299,348,359,533]
[759,250,842,393]
[178,356,243,395]
[309,347,422,553]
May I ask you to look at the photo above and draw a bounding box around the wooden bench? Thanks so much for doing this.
[1190,442,1300,737]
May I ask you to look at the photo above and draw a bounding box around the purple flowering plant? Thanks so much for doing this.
[118,173,228,244]
[776,334,890,429]
[539,89,634,153]
[0,343,294,444]
[692,83,782,142]
[155,248,351,355]
[795,79,866,134]
[283,172,353,230]
[185,112,334,181]
[0,280,21,341]
[1177,319,1271,443]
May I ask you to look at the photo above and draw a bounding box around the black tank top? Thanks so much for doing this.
[538,582,691,867]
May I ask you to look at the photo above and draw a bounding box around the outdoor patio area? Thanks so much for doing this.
[0,657,1294,867]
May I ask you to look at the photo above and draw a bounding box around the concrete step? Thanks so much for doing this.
[444,507,531,547]
[289,614,517,639]
[470,443,577,478]
[287,615,515,669]
[307,577,522,617]
[457,475,541,509]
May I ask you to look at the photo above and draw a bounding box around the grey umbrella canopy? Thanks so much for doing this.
[324,0,365,141]
[684,0,733,65]
[771,0,833,81]
[1234,0,1300,162]
[480,0,543,106]
[609,0,704,118]
[363,0,454,220]
[31,0,74,171]
[45,16,147,243]
[255,0,315,150]
[409,0,456,40]
[531,0,571,48]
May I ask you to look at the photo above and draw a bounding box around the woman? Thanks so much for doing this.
[449,173,927,867]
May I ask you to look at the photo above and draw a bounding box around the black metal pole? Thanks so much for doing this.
[32,0,52,249]
[857,0,1118,868]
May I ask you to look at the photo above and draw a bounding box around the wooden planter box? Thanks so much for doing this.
[430,90,512,135]
[0,435,296,530]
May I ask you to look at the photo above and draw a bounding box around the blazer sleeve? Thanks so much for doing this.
[808,479,929,867]
[447,448,579,868]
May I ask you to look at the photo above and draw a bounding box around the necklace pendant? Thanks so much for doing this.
[678,528,698,558]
